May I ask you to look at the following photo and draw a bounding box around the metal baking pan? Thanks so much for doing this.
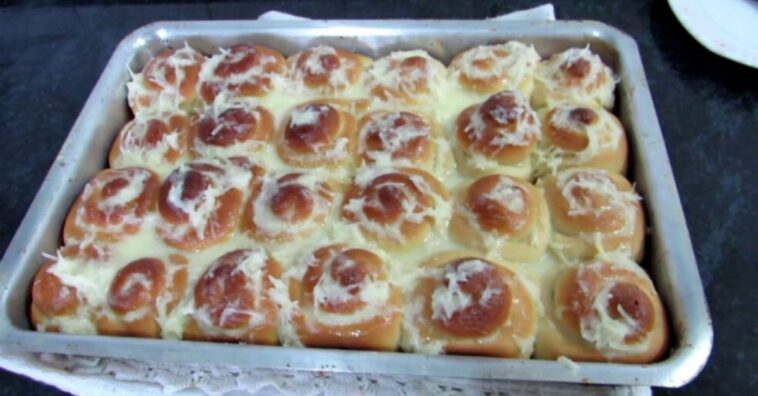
[0,20,712,387]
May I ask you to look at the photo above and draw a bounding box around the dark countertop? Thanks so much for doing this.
[0,1,755,394]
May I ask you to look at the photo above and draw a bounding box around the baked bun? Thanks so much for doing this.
[535,103,628,175]
[96,255,188,338]
[449,42,541,97]
[243,172,334,242]
[455,90,541,178]
[108,113,190,176]
[189,104,274,158]
[286,45,372,94]
[184,249,282,343]
[127,46,205,115]
[284,244,403,350]
[532,47,616,109]
[198,44,285,103]
[30,245,108,333]
[401,253,538,357]
[277,101,357,168]
[543,167,645,261]
[450,174,550,262]
[341,167,449,249]
[157,158,260,251]
[63,167,159,245]
[536,258,668,363]
[368,50,446,105]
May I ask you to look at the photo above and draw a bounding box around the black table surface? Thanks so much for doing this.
[0,0,755,395]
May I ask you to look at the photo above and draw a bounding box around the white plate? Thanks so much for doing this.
[668,0,758,68]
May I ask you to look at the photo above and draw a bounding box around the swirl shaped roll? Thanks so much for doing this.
[536,258,668,363]
[109,113,190,176]
[282,244,403,350]
[243,172,334,243]
[341,167,449,249]
[449,42,541,97]
[198,44,285,103]
[532,47,616,109]
[401,253,538,357]
[190,103,274,158]
[368,50,447,105]
[286,45,372,95]
[450,174,550,262]
[543,167,645,261]
[455,90,541,178]
[184,249,282,343]
[536,103,628,174]
[63,167,159,245]
[157,158,261,251]
[127,46,205,115]
[95,255,188,338]
[277,101,357,168]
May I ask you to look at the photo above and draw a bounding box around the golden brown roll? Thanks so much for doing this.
[449,41,541,97]
[286,45,372,94]
[535,258,668,363]
[198,44,285,103]
[532,47,616,109]
[184,248,282,343]
[356,110,448,172]
[189,104,274,158]
[157,157,261,251]
[455,90,541,178]
[96,255,188,338]
[127,46,205,115]
[367,50,447,105]
[401,252,538,357]
[30,245,107,333]
[535,103,628,175]
[276,101,358,168]
[283,244,403,350]
[63,167,160,245]
[243,172,334,242]
[109,113,190,175]
[450,174,550,262]
[543,167,645,262]
[341,167,449,249]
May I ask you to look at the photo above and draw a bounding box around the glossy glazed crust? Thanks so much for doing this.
[128,47,205,114]
[189,105,275,158]
[199,44,286,102]
[286,46,373,94]
[535,262,668,363]
[108,114,191,170]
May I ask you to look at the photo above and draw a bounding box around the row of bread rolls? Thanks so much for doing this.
[31,240,666,363]
[112,90,628,181]
[126,42,615,117]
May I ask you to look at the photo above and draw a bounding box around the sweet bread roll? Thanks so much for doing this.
[535,103,628,175]
[401,253,538,357]
[199,44,285,103]
[368,50,446,105]
[277,101,357,168]
[243,172,334,242]
[356,110,447,172]
[184,248,282,343]
[341,167,449,249]
[96,255,188,338]
[157,158,260,251]
[284,244,403,350]
[450,174,550,262]
[108,113,191,176]
[535,258,668,363]
[455,90,541,178]
[532,47,616,110]
[449,42,541,97]
[189,104,274,158]
[127,46,205,115]
[30,245,108,333]
[63,167,160,245]
[286,45,372,94]
[543,167,645,261]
